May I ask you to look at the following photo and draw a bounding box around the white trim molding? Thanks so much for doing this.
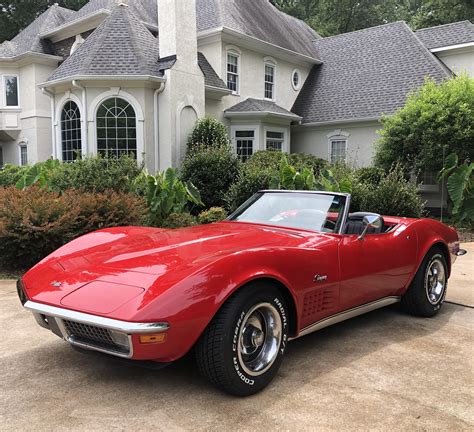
[430,41,474,53]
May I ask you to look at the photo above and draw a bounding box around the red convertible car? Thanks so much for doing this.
[18,191,465,396]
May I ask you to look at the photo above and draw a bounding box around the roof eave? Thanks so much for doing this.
[224,111,302,121]
[300,117,382,127]
[430,41,474,53]
[205,84,232,95]
[39,9,111,41]
[198,27,322,65]
[0,51,63,65]
[40,74,166,88]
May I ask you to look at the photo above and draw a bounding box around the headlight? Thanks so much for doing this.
[109,330,130,350]
[16,279,27,306]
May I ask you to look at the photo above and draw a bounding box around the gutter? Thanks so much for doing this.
[224,111,302,121]
[39,75,166,89]
[299,117,381,127]
[72,80,88,156]
[41,87,57,159]
[154,83,166,171]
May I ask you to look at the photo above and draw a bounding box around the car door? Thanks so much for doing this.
[338,223,418,311]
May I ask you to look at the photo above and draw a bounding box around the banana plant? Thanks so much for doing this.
[16,159,61,191]
[134,168,203,226]
[438,153,474,224]
[270,156,352,193]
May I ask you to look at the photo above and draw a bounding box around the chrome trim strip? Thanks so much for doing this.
[292,296,401,339]
[66,333,134,359]
[24,301,169,334]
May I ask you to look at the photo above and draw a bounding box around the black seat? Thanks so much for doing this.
[344,212,384,235]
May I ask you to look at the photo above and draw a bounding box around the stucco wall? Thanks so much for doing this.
[291,121,382,167]
[0,61,57,165]
[199,39,312,123]
[436,46,474,77]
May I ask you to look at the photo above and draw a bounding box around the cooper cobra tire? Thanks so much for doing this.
[195,282,289,396]
[401,247,448,317]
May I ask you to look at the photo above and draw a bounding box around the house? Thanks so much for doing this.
[0,0,472,174]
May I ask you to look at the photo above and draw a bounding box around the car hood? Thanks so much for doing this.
[22,222,317,313]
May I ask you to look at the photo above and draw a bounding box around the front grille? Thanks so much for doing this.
[63,320,129,355]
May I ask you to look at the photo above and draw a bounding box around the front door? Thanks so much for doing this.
[338,225,417,311]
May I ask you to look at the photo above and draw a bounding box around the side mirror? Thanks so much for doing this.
[358,214,383,241]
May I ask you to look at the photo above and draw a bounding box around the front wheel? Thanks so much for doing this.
[401,247,448,317]
[195,282,289,396]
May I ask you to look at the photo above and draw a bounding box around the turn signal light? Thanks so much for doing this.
[139,333,167,344]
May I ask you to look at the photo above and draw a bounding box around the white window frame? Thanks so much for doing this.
[292,69,301,91]
[264,126,288,153]
[231,125,259,162]
[264,60,276,101]
[226,50,240,95]
[18,143,28,166]
[2,74,20,109]
[329,138,347,164]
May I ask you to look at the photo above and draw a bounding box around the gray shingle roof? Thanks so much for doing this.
[40,0,320,61]
[0,5,74,58]
[198,52,227,90]
[196,0,321,60]
[63,0,157,27]
[226,98,301,118]
[292,21,452,124]
[48,4,160,82]
[416,21,474,50]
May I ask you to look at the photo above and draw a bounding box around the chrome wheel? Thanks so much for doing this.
[237,303,282,377]
[425,257,446,305]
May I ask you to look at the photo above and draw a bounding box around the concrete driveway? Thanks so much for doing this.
[1,246,472,431]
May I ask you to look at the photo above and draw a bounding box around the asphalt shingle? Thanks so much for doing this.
[416,21,474,50]
[0,5,74,58]
[292,21,452,124]
[48,4,161,81]
[226,98,300,117]
[198,52,227,90]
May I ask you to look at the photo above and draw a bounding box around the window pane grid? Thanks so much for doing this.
[266,131,284,152]
[20,146,28,166]
[264,64,275,100]
[330,140,347,164]
[235,130,254,162]
[96,98,137,159]
[227,54,239,92]
[61,101,82,162]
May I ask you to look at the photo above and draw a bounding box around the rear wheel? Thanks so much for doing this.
[401,247,448,317]
[195,282,289,396]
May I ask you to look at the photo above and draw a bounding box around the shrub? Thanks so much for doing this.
[0,165,28,187]
[0,187,75,270]
[225,151,328,211]
[353,166,386,186]
[187,116,230,152]
[134,168,203,226]
[354,164,425,217]
[0,186,147,270]
[50,155,143,193]
[181,144,240,208]
[198,207,228,224]
[64,190,147,236]
[161,213,197,229]
[375,75,474,173]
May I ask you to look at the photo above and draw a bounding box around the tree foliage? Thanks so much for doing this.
[0,1,87,43]
[273,0,474,36]
[375,75,474,173]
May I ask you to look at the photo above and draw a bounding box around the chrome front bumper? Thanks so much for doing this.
[24,301,169,359]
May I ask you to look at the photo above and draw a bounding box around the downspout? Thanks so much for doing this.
[42,87,56,159]
[72,80,88,156]
[154,82,166,171]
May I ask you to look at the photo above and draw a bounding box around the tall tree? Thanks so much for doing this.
[274,0,474,36]
[0,1,87,43]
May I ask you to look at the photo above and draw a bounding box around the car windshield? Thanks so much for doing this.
[228,192,347,233]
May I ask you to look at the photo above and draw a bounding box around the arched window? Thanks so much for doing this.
[61,101,82,162]
[96,97,137,158]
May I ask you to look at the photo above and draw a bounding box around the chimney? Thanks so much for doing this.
[158,0,198,65]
